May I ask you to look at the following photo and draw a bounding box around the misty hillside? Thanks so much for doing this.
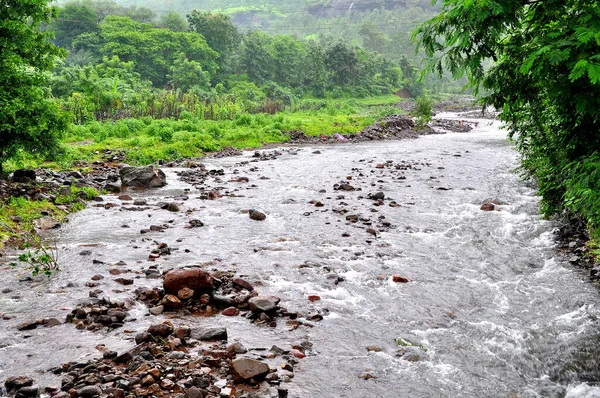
[58,0,438,48]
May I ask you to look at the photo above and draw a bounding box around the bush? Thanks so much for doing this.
[415,95,433,128]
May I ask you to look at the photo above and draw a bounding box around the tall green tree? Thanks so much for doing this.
[100,16,218,87]
[187,11,240,82]
[0,0,68,175]
[52,3,99,48]
[414,0,600,225]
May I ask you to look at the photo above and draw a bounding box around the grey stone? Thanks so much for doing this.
[248,296,280,313]
[120,165,166,188]
[230,358,270,381]
[190,327,227,341]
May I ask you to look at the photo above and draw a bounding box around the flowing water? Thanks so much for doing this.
[1,115,600,397]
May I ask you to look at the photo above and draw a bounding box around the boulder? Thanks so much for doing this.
[248,296,280,313]
[119,165,166,188]
[163,268,213,294]
[230,358,270,382]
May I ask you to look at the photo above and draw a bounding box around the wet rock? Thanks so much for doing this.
[157,202,179,212]
[149,305,164,315]
[174,326,191,340]
[147,323,174,338]
[392,275,410,283]
[161,294,183,309]
[41,318,62,327]
[76,385,102,398]
[120,165,166,188]
[249,209,267,221]
[222,307,239,316]
[336,183,355,191]
[190,327,227,341]
[16,320,39,331]
[396,346,425,362]
[103,183,121,193]
[15,385,39,398]
[33,216,60,230]
[187,386,204,398]
[232,278,254,291]
[115,278,134,286]
[133,198,147,206]
[368,192,385,200]
[135,332,155,345]
[189,219,204,228]
[480,203,495,211]
[5,376,34,392]
[230,358,270,382]
[163,268,213,294]
[177,287,195,300]
[290,349,306,359]
[248,296,280,313]
[367,345,382,352]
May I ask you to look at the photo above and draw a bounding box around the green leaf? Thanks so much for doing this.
[570,59,589,81]
[587,63,600,85]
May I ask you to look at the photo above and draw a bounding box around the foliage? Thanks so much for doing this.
[415,0,600,230]
[99,16,218,87]
[414,95,432,128]
[187,10,240,81]
[563,154,600,239]
[169,53,211,92]
[0,0,68,175]
[52,3,99,48]
[10,239,60,278]
[41,96,397,167]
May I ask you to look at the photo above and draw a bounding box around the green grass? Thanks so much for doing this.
[0,197,61,249]
[34,96,400,167]
[8,96,402,170]
[0,186,98,250]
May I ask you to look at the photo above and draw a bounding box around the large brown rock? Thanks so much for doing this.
[230,358,270,381]
[163,268,213,295]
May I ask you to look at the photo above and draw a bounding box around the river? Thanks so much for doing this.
[1,115,600,397]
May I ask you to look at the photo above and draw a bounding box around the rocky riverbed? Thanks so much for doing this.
[2,113,599,398]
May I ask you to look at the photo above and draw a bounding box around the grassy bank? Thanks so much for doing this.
[7,96,403,170]
[0,186,99,251]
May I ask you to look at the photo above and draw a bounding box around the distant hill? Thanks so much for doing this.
[62,0,436,42]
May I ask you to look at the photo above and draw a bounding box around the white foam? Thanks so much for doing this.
[566,383,600,398]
